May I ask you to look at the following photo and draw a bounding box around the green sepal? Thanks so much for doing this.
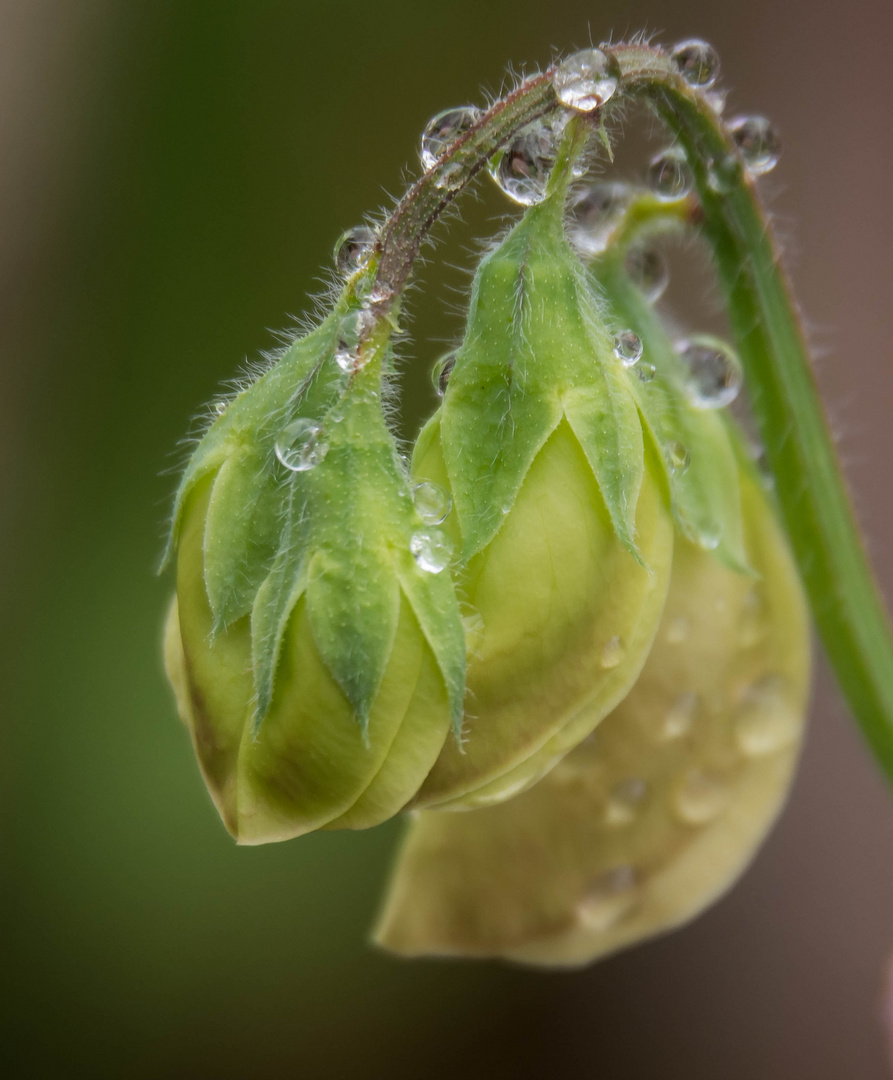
[440,197,645,562]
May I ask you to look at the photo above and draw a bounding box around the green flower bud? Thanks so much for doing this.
[408,194,675,809]
[373,460,810,965]
[163,309,465,843]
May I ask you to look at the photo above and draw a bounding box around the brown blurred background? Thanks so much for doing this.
[3,0,893,1076]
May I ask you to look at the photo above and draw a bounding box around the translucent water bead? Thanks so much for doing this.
[625,245,670,303]
[431,350,457,397]
[671,39,720,88]
[677,335,743,409]
[410,529,453,573]
[613,330,643,367]
[420,106,481,171]
[553,48,621,112]
[275,418,329,472]
[647,147,692,201]
[412,481,451,525]
[489,119,558,206]
[333,308,374,372]
[728,115,782,175]
[569,182,632,256]
[333,226,377,275]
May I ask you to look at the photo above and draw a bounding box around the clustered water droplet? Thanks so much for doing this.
[410,528,453,573]
[671,38,720,88]
[432,350,457,397]
[569,182,631,256]
[734,674,798,756]
[420,106,481,171]
[334,308,374,372]
[553,47,621,112]
[635,361,657,384]
[677,335,743,409]
[600,635,625,669]
[333,226,377,275]
[613,329,643,367]
[605,777,649,825]
[673,768,728,824]
[275,418,329,472]
[577,866,639,931]
[662,691,698,739]
[412,480,451,525]
[625,244,670,303]
[647,146,692,201]
[728,115,782,176]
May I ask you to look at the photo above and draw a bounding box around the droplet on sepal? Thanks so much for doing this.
[420,106,481,171]
[410,529,453,573]
[412,481,451,525]
[569,182,632,256]
[488,119,557,206]
[605,777,648,825]
[601,635,625,668]
[661,691,698,739]
[677,335,742,409]
[671,39,720,88]
[334,308,374,372]
[334,226,377,275]
[613,330,643,367]
[647,146,692,201]
[635,361,657,383]
[553,47,621,112]
[734,674,799,755]
[432,350,457,396]
[625,244,670,303]
[728,115,781,176]
[576,866,639,931]
[673,768,728,824]
[275,419,329,472]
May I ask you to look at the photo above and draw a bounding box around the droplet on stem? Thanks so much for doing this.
[677,335,743,409]
[569,182,632,256]
[728,115,782,176]
[420,106,481,171]
[488,119,559,206]
[647,146,692,201]
[625,244,670,303]
[671,39,720,88]
[553,47,621,112]
[333,226,377,275]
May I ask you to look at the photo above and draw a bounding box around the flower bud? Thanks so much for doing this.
[374,460,810,965]
[408,194,674,809]
[163,310,465,843]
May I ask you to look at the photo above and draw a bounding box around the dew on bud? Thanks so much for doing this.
[672,768,728,825]
[734,674,799,756]
[334,308,373,372]
[488,120,557,206]
[600,635,625,669]
[625,244,670,303]
[671,39,720,88]
[677,335,743,409]
[576,866,639,931]
[431,350,457,397]
[647,146,692,201]
[605,777,649,825]
[661,691,698,739]
[613,329,643,367]
[420,106,481,171]
[410,528,453,573]
[275,418,329,472]
[665,440,691,474]
[333,226,377,275]
[412,480,452,525]
[569,182,632,256]
[553,47,621,112]
[728,115,782,176]
[635,361,657,383]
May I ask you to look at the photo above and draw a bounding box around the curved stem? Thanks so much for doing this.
[611,43,893,783]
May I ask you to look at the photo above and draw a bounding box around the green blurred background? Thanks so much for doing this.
[5,1,893,1076]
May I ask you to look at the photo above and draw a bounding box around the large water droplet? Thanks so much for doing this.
[662,691,698,740]
[671,39,720,88]
[601,635,625,669]
[729,115,782,176]
[647,146,692,201]
[569,182,631,256]
[412,480,451,525]
[577,866,639,931]
[605,777,649,825]
[275,418,329,472]
[673,769,728,824]
[613,330,643,367]
[553,48,621,112]
[334,309,373,372]
[410,528,453,573]
[431,350,457,397]
[420,106,481,171]
[677,335,743,409]
[734,674,799,756]
[666,441,691,474]
[489,120,557,206]
[625,244,670,302]
[334,226,377,275]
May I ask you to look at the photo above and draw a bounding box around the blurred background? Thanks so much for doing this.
[4,0,893,1076]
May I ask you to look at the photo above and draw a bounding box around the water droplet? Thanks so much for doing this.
[553,47,621,112]
[734,674,799,756]
[625,244,669,303]
[704,88,727,115]
[601,635,625,669]
[577,866,639,931]
[605,777,649,825]
[569,182,632,256]
[333,226,377,275]
[420,106,481,171]
[635,362,657,383]
[729,115,781,176]
[334,309,373,372]
[432,350,457,396]
[671,39,720,88]
[212,400,228,416]
[678,335,742,409]
[666,441,691,474]
[412,480,451,525]
[410,528,453,573]
[275,418,329,472]
[488,120,557,206]
[673,769,728,825]
[662,691,698,740]
[434,159,464,191]
[460,602,485,655]
[707,153,743,193]
[647,146,692,201]
[738,587,765,648]
[613,330,643,367]
[665,616,689,645]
